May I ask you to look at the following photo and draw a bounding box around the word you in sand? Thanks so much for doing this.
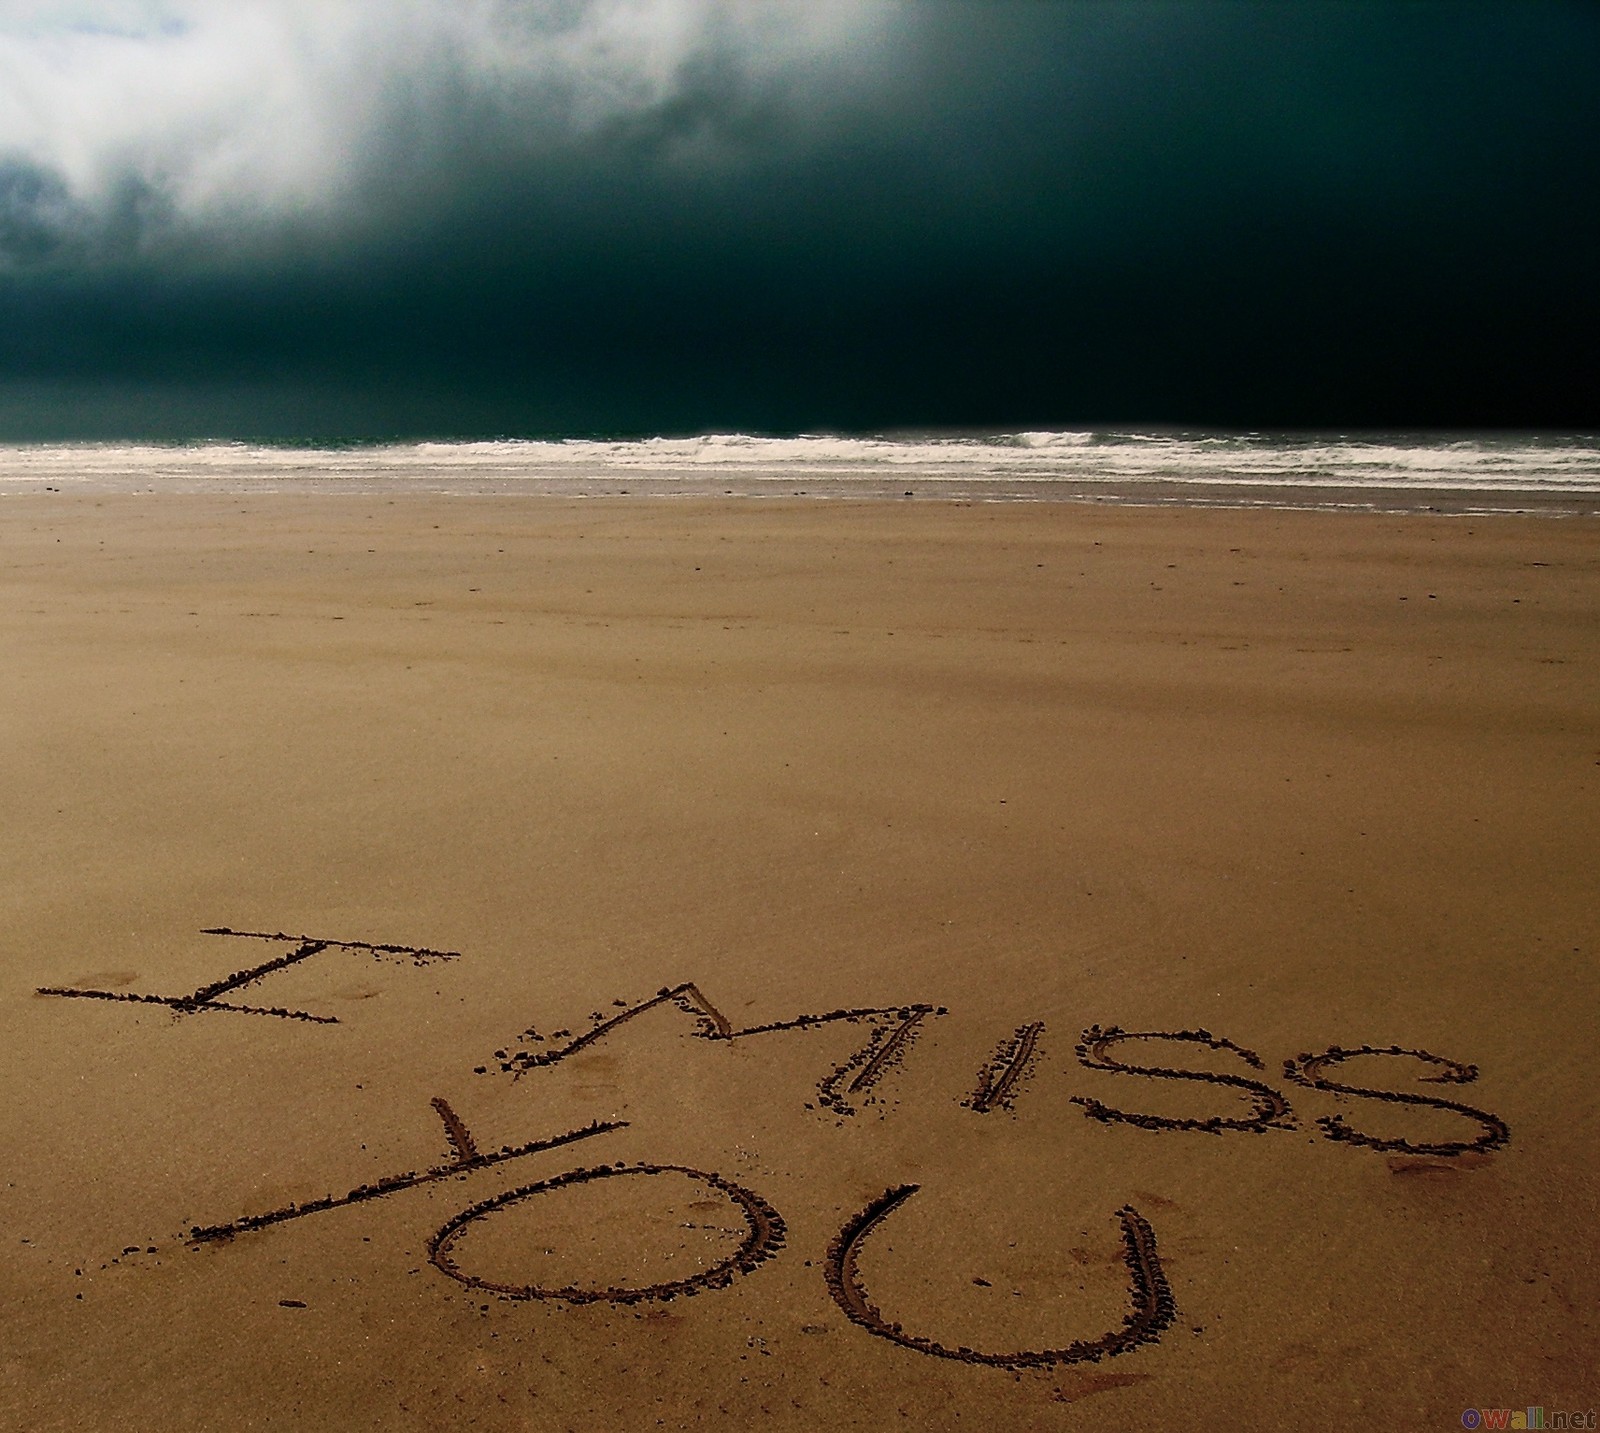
[44,928,1510,1373]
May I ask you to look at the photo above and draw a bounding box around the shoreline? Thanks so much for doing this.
[2,478,1596,516]
[1,432,1596,517]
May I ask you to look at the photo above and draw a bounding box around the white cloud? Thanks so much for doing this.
[0,0,891,259]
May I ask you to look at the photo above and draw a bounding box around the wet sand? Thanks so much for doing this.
[1,494,1596,1430]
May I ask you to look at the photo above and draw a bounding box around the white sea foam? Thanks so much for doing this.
[1,432,1596,509]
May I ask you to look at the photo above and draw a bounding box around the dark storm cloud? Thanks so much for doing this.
[0,0,1596,437]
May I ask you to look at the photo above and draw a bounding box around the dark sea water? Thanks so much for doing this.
[2,432,1596,514]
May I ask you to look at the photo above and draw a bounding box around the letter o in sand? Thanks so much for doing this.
[428,1163,786,1304]
[1460,1413,1481,1430]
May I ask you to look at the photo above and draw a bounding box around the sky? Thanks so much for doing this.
[0,0,1595,440]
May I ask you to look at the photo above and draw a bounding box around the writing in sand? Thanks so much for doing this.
[42,926,1510,1373]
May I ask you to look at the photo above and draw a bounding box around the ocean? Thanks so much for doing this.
[1,432,1596,514]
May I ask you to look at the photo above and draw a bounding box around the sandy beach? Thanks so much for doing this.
[2,493,1596,1431]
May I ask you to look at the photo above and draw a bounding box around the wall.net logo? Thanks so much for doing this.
[1461,1410,1596,1430]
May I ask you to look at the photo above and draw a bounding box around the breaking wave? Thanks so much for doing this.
[2,431,1596,510]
